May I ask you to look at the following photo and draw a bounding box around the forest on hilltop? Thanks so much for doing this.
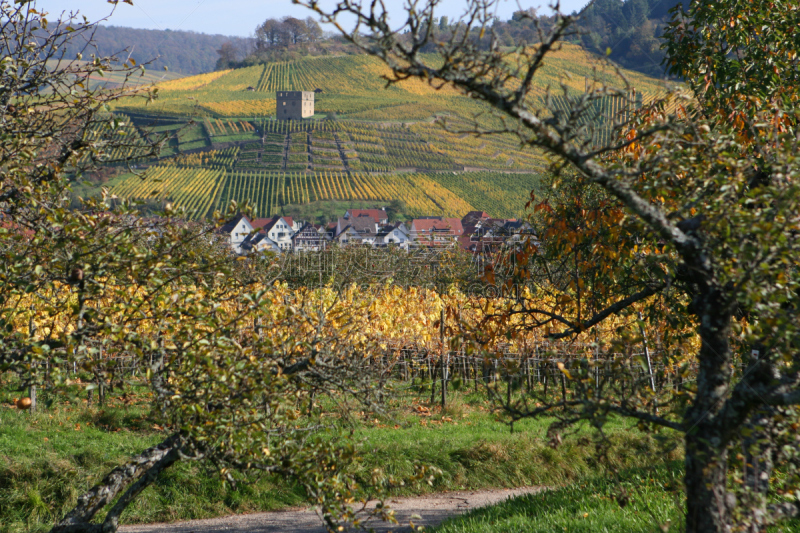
[61,0,685,78]
[230,0,686,78]
[55,25,252,74]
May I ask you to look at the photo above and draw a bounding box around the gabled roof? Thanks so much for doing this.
[252,216,292,235]
[411,217,464,235]
[241,232,279,251]
[219,214,250,234]
[250,218,273,232]
[261,218,281,234]
[291,222,320,241]
[345,208,387,222]
[335,225,363,240]
[339,216,377,235]
[462,211,491,226]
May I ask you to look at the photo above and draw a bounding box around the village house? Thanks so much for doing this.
[218,214,254,254]
[241,232,281,254]
[375,222,411,249]
[291,222,328,251]
[410,217,464,246]
[461,211,491,237]
[336,215,379,244]
[252,216,295,251]
[334,225,362,245]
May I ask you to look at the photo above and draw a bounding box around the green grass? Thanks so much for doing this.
[178,140,209,151]
[431,463,685,533]
[0,383,682,533]
[176,125,206,144]
[430,463,800,533]
[212,133,260,143]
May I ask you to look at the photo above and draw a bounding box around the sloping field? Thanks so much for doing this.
[110,165,540,219]
[98,44,675,220]
[114,44,671,121]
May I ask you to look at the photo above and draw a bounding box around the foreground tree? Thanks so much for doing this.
[296,0,800,530]
[0,3,394,531]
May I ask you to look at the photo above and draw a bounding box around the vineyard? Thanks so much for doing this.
[112,166,226,217]
[113,43,672,122]
[110,165,540,219]
[96,44,676,220]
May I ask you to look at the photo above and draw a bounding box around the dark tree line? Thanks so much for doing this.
[411,0,685,78]
[216,16,339,69]
[54,25,252,75]
[50,2,684,78]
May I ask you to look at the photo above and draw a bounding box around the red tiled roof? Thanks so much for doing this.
[347,209,387,222]
[462,210,490,222]
[412,217,464,235]
[250,218,272,231]
[251,216,294,234]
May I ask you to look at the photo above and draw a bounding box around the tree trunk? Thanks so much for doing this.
[685,427,733,532]
[741,408,775,532]
[684,289,735,533]
[50,433,182,533]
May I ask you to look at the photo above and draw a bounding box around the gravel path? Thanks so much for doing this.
[121,487,544,533]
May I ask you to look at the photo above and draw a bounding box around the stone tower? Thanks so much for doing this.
[276,91,314,120]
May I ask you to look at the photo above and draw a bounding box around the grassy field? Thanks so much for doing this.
[431,466,800,533]
[1,380,681,533]
[431,463,686,533]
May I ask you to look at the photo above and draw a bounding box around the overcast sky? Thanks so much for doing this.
[35,0,589,37]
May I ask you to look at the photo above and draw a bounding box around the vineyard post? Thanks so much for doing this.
[429,356,437,405]
[594,328,600,395]
[524,338,531,392]
[637,312,656,393]
[506,360,511,406]
[440,306,447,409]
[28,309,37,413]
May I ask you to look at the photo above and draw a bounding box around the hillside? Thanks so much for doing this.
[103,119,543,219]
[569,0,685,78]
[95,43,673,221]
[114,43,670,120]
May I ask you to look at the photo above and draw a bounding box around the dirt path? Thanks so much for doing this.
[121,487,544,533]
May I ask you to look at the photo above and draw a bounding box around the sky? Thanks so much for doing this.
[35,0,590,37]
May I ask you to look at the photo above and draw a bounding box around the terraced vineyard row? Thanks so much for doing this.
[80,114,152,164]
[161,147,240,169]
[115,43,673,124]
[112,166,486,218]
[424,171,542,218]
[411,122,545,171]
[545,93,643,147]
[113,166,225,216]
[118,114,545,173]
